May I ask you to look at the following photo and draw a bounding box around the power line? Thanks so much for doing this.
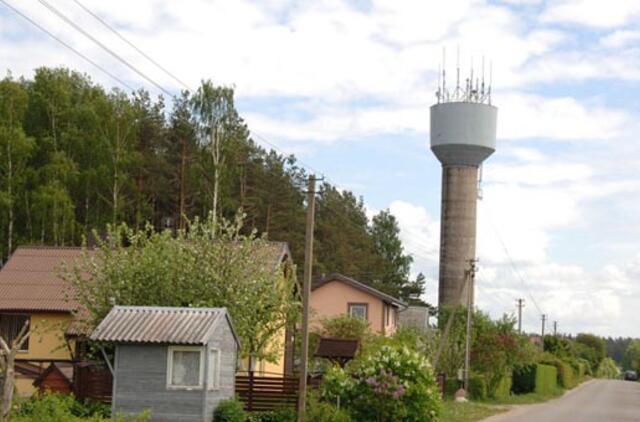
[0,0,134,91]
[484,205,545,317]
[71,0,192,92]
[37,0,175,97]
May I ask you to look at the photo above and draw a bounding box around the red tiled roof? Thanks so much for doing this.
[0,246,86,312]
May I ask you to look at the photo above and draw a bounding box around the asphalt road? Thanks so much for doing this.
[484,380,640,422]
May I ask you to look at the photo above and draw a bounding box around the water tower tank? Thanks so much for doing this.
[430,65,497,308]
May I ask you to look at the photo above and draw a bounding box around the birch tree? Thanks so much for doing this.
[0,77,34,256]
[191,81,236,228]
[0,320,29,422]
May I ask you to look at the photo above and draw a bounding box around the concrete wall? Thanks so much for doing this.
[438,166,478,307]
[310,280,394,335]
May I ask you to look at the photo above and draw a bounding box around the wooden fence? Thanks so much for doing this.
[73,362,113,403]
[235,372,321,412]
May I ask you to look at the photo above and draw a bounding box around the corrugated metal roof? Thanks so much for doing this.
[0,246,87,312]
[90,306,237,345]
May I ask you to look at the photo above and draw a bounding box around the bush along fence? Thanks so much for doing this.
[513,364,558,395]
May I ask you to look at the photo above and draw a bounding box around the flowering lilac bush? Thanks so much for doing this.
[322,345,441,422]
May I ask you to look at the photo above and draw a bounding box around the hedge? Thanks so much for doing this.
[490,375,512,400]
[513,364,557,395]
[556,361,576,389]
[468,375,487,400]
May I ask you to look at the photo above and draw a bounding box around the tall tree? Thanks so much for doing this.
[192,81,237,227]
[0,77,34,258]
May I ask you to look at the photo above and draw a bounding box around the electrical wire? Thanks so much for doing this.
[37,0,175,97]
[0,0,135,91]
[71,0,192,92]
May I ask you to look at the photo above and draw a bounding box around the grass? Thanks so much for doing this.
[440,401,508,422]
[440,387,568,421]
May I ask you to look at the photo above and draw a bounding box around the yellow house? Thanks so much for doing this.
[0,246,86,395]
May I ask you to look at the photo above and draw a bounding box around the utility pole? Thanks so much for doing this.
[516,298,525,334]
[463,259,477,392]
[553,321,558,336]
[541,314,547,351]
[297,175,317,422]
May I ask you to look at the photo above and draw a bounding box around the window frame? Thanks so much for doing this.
[0,313,30,353]
[207,348,221,390]
[166,345,204,390]
[347,303,369,321]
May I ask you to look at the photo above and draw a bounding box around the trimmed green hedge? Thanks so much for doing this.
[490,375,512,400]
[535,364,557,394]
[513,364,557,395]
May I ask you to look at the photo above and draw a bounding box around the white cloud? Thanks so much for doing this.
[600,30,640,48]
[542,0,640,28]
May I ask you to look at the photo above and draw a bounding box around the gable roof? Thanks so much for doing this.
[0,246,85,312]
[90,306,240,347]
[312,273,407,308]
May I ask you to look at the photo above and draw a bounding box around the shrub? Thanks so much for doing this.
[322,345,441,421]
[490,375,512,400]
[513,364,557,395]
[305,394,352,422]
[246,408,297,422]
[535,364,557,395]
[213,397,247,422]
[468,375,487,400]
[12,393,149,422]
[596,358,620,379]
[538,353,576,389]
[444,379,461,398]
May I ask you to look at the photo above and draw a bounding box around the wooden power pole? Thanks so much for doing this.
[463,259,477,392]
[541,314,547,351]
[516,298,525,334]
[297,175,317,422]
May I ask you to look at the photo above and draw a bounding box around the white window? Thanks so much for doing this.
[348,303,368,320]
[167,346,204,389]
[208,348,221,390]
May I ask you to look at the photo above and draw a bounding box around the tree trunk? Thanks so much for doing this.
[1,351,15,421]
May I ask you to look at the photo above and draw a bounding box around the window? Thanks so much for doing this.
[208,348,221,390]
[348,303,368,320]
[0,314,29,352]
[167,346,203,389]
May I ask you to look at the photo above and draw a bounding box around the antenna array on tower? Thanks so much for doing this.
[436,49,492,105]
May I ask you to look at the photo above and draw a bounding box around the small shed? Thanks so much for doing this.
[33,362,74,394]
[91,306,240,422]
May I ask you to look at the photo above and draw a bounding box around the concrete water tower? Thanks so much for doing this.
[430,57,497,307]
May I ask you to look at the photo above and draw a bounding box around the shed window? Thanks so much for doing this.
[208,348,221,390]
[348,303,368,320]
[167,346,203,389]
[0,314,29,352]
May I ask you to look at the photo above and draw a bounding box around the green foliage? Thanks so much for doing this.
[12,393,149,422]
[65,215,300,364]
[491,375,512,400]
[213,397,247,422]
[534,364,558,395]
[596,358,620,379]
[245,408,297,422]
[513,364,557,395]
[467,375,487,400]
[319,314,372,341]
[304,394,352,422]
[623,340,640,372]
[537,352,576,389]
[322,345,441,422]
[575,334,606,372]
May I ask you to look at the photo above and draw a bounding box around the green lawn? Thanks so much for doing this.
[440,388,567,421]
[440,401,508,422]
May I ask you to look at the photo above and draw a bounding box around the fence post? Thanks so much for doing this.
[248,371,254,412]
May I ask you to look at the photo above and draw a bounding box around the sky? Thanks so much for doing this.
[1,0,640,337]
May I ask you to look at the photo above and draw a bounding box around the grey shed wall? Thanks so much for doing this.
[112,318,237,422]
